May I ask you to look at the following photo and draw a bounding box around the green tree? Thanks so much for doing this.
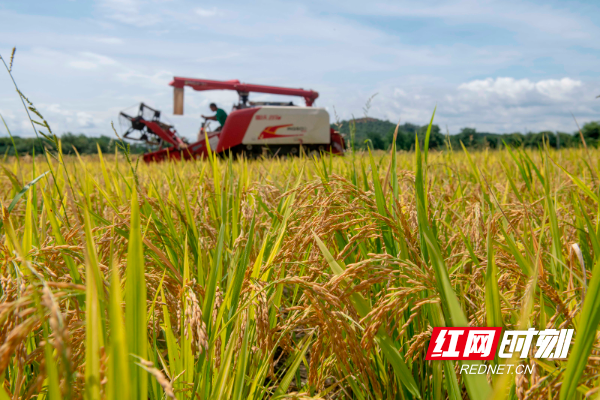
[0,133,148,156]
[417,124,445,149]
[581,121,600,140]
[365,131,386,150]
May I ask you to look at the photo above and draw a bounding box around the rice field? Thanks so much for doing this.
[1,139,600,400]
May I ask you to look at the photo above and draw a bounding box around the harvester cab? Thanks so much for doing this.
[124,77,345,162]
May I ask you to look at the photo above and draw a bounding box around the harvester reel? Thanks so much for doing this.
[119,103,186,149]
[120,113,160,146]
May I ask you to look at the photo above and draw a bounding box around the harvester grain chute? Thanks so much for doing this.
[120,77,345,162]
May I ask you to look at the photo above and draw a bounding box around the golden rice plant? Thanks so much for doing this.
[1,58,599,399]
[1,138,599,399]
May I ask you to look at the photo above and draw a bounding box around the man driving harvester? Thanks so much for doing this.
[201,103,228,131]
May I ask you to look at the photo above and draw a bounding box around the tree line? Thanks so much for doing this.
[2,120,600,156]
[0,133,148,157]
[335,118,600,151]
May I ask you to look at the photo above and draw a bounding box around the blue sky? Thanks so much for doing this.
[1,0,599,139]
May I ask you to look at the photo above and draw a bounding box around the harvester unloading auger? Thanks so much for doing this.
[119,77,345,162]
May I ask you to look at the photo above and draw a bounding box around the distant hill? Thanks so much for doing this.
[351,117,381,124]
[333,117,432,150]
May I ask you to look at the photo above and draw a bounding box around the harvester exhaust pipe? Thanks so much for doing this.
[174,87,184,115]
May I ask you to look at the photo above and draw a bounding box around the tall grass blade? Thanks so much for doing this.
[107,258,130,400]
[560,256,600,400]
[125,186,148,400]
[485,229,503,328]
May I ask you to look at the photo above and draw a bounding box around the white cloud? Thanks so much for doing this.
[115,69,161,83]
[368,75,597,134]
[393,88,407,97]
[68,60,99,70]
[76,111,97,128]
[68,52,118,70]
[23,104,108,133]
[98,0,163,26]
[458,77,582,101]
[80,52,118,66]
[44,104,73,116]
[195,7,217,17]
[94,37,124,45]
[535,78,582,100]
[438,77,591,132]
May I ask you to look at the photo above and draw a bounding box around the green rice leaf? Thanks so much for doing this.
[125,186,148,400]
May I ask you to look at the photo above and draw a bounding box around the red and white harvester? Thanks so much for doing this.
[119,77,345,162]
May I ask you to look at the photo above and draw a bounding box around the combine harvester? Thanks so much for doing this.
[120,77,345,162]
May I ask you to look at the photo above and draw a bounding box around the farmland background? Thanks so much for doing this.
[3,118,600,156]
[1,138,600,399]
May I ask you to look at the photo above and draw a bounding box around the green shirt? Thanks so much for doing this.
[215,108,228,127]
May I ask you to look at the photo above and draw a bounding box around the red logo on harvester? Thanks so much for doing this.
[425,327,503,360]
[258,124,302,139]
